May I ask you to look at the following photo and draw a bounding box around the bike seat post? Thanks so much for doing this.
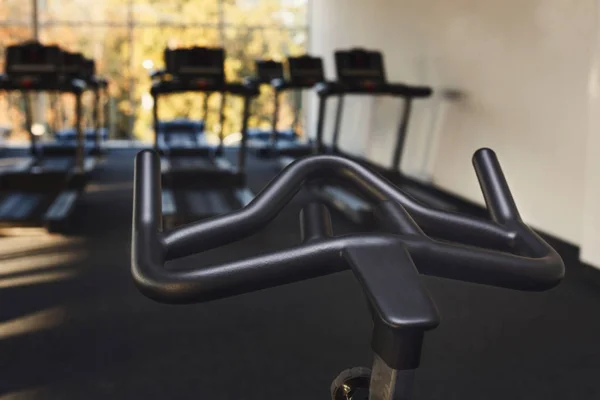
[370,354,415,400]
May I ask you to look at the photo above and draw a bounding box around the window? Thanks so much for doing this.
[0,0,310,142]
[132,26,222,141]
[0,1,33,140]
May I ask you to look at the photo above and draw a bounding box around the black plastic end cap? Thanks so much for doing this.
[300,202,333,242]
[371,319,426,370]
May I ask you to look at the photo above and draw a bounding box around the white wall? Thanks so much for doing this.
[580,4,600,266]
[309,0,600,258]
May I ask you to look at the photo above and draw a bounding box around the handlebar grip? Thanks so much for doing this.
[134,150,162,232]
[473,148,521,225]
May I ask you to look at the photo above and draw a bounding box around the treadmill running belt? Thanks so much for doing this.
[171,158,214,170]
[40,158,73,172]
[167,135,197,148]
[0,157,33,174]
[0,193,43,219]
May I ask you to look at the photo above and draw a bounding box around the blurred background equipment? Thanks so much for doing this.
[251,54,324,162]
[0,0,308,143]
[0,40,100,232]
[245,59,297,146]
[151,45,257,226]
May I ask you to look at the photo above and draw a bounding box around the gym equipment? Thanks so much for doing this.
[152,47,226,154]
[151,63,207,151]
[312,48,452,224]
[54,56,109,154]
[254,55,326,163]
[131,148,564,400]
[151,46,258,226]
[156,119,205,150]
[246,59,296,145]
[0,41,94,232]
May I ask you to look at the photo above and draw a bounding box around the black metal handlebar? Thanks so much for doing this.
[132,148,564,306]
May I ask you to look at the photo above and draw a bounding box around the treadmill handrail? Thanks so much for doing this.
[151,79,259,97]
[132,148,564,304]
[270,77,326,91]
[316,81,432,98]
[0,74,88,94]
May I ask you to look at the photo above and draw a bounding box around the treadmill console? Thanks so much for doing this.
[5,41,62,80]
[287,55,324,86]
[81,58,96,81]
[255,60,284,83]
[61,51,86,79]
[164,46,225,86]
[335,48,386,85]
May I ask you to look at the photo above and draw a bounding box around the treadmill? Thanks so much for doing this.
[312,48,456,224]
[151,46,258,227]
[150,67,208,151]
[246,60,297,146]
[0,41,93,232]
[254,55,326,165]
[20,49,101,168]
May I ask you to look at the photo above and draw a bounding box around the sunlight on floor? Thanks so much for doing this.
[0,227,52,237]
[0,236,86,340]
[0,235,80,257]
[86,181,133,193]
[0,269,79,289]
[0,387,48,400]
[0,306,67,340]
[0,235,86,289]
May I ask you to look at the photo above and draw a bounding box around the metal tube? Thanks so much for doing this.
[32,0,39,40]
[152,93,159,150]
[127,0,135,140]
[270,89,280,149]
[291,89,300,135]
[369,355,415,400]
[217,92,226,153]
[202,92,209,127]
[237,94,251,172]
[162,155,515,257]
[314,95,327,154]
[331,95,345,152]
[392,98,412,171]
[104,86,109,136]
[94,87,101,149]
[473,148,522,224]
[75,92,84,171]
[23,92,37,158]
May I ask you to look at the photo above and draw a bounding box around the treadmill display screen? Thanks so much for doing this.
[81,59,96,80]
[62,51,85,76]
[335,49,386,84]
[5,42,62,77]
[255,60,284,82]
[164,47,225,85]
[287,56,324,84]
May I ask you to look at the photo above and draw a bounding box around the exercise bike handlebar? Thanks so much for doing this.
[132,148,564,304]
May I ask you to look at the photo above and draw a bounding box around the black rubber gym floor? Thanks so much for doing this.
[1,149,599,399]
